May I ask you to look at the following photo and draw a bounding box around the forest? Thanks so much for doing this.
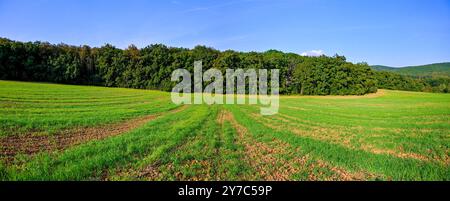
[0,38,447,95]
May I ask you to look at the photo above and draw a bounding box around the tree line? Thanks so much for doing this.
[0,37,447,95]
[374,71,449,93]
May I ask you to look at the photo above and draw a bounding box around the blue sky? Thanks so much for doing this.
[0,0,449,66]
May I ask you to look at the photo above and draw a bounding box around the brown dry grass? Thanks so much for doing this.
[223,110,373,180]
[248,111,435,163]
[282,89,386,99]
[0,105,188,162]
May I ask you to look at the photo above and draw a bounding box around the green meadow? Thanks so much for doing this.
[0,80,449,180]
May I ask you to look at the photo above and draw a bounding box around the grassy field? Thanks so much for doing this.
[0,80,449,180]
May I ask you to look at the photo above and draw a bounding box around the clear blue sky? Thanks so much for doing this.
[0,0,449,66]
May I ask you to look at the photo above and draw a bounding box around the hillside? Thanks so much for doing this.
[1,80,449,180]
[371,62,450,78]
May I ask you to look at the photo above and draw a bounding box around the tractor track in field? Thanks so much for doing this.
[104,107,216,181]
[109,134,207,181]
[224,110,377,181]
[0,105,188,162]
[225,110,311,180]
[250,111,436,163]
[282,89,386,99]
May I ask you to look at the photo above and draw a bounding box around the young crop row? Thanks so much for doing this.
[0,81,449,180]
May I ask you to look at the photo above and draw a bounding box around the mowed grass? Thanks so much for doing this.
[0,80,449,180]
[0,81,178,136]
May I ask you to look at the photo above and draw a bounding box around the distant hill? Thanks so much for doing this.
[371,62,450,78]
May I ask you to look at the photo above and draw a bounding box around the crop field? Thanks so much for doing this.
[0,80,449,181]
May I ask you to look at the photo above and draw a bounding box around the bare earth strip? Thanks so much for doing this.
[222,110,373,181]
[282,89,386,99]
[116,134,208,181]
[111,110,237,181]
[0,105,188,161]
[108,117,210,181]
[250,111,434,163]
[279,115,433,162]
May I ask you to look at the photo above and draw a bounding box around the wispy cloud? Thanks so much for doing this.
[301,50,325,57]
[179,0,242,14]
